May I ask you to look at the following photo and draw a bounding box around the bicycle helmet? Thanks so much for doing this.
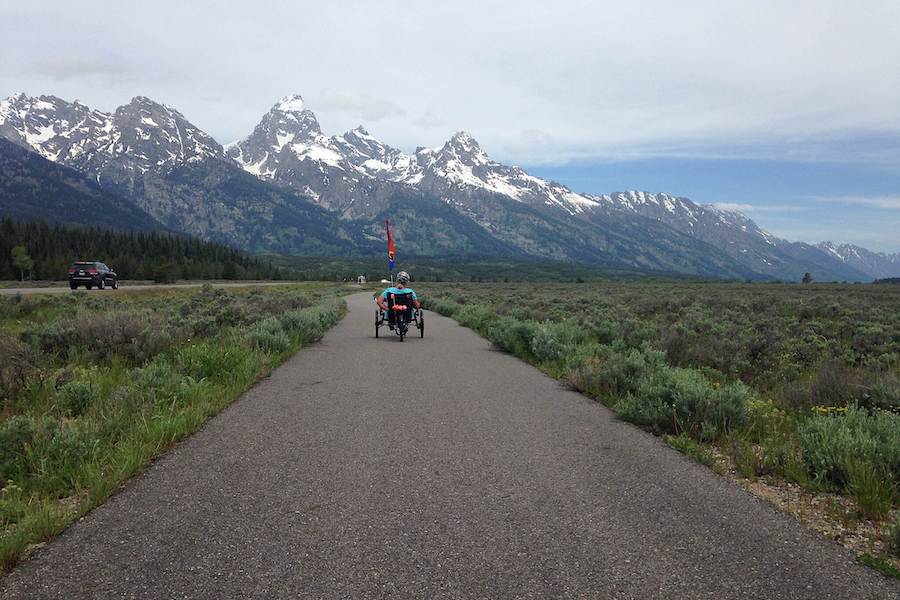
[397,271,410,284]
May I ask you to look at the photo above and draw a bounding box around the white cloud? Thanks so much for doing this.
[712,202,755,213]
[411,110,446,128]
[815,195,900,210]
[711,203,810,214]
[26,57,136,83]
[767,225,900,252]
[315,90,406,122]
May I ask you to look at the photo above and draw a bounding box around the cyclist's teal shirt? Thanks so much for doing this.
[381,286,417,300]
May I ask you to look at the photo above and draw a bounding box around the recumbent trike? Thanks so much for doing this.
[375,291,424,341]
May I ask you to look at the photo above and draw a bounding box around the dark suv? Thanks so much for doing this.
[68,261,118,290]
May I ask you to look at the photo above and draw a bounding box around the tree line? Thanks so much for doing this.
[0,219,289,282]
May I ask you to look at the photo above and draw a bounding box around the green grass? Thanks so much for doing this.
[729,438,764,481]
[271,255,698,283]
[0,527,29,571]
[846,461,895,520]
[0,282,347,572]
[664,434,719,471]
[889,519,900,557]
[856,553,900,579]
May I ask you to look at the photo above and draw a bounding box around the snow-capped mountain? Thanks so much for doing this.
[226,95,402,219]
[0,94,107,164]
[406,132,601,217]
[0,91,879,281]
[817,242,900,279]
[226,97,602,219]
[591,191,723,228]
[0,93,224,183]
[224,103,864,279]
[223,102,747,274]
[578,192,868,281]
[0,93,374,254]
[225,99,745,241]
[226,94,334,179]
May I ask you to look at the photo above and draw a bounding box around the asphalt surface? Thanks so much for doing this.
[0,282,303,296]
[2,292,896,599]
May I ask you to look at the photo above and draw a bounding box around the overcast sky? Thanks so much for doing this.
[2,1,899,251]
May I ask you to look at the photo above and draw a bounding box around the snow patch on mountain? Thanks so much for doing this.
[291,142,344,168]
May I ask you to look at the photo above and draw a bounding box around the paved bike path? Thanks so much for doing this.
[2,292,896,599]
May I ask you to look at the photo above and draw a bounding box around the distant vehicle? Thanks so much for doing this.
[68,261,118,290]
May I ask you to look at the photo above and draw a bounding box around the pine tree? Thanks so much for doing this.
[0,219,291,281]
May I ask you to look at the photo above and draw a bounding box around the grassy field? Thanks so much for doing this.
[270,256,700,282]
[420,281,900,570]
[0,283,347,571]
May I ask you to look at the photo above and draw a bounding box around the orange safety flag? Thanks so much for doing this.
[386,219,396,271]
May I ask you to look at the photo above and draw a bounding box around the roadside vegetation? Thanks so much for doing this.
[0,283,346,571]
[271,255,695,283]
[421,281,900,572]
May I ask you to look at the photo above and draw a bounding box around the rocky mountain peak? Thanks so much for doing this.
[331,126,411,181]
[450,130,477,143]
[2,93,83,119]
[256,95,322,142]
[107,96,224,170]
[337,125,391,153]
[447,130,483,152]
[273,94,306,113]
[815,241,900,278]
[128,95,161,106]
[0,93,110,163]
[117,96,182,122]
[423,130,490,168]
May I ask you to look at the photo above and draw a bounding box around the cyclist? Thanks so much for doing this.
[376,271,420,329]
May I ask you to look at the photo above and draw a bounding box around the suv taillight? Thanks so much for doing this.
[87,268,98,274]
[68,268,76,274]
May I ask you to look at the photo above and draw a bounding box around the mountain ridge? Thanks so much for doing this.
[816,241,900,279]
[0,92,877,281]
[223,96,869,280]
[0,93,378,256]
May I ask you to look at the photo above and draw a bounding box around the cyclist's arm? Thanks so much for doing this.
[376,290,388,310]
[411,290,421,309]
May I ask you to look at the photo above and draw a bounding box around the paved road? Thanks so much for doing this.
[2,293,896,599]
[0,281,316,296]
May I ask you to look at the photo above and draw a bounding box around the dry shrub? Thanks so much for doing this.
[809,360,863,408]
[76,312,156,358]
[0,334,36,406]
